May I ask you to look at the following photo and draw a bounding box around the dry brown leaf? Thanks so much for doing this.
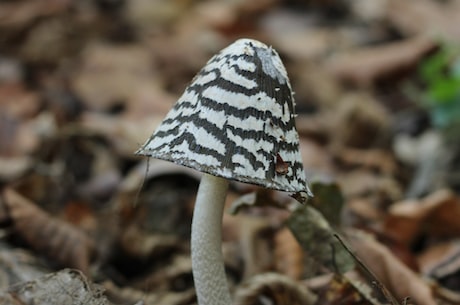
[386,0,460,43]
[0,84,41,119]
[298,138,336,179]
[72,43,162,111]
[0,156,32,182]
[335,148,397,175]
[384,199,424,246]
[6,269,108,305]
[80,112,165,157]
[418,241,460,295]
[385,189,460,245]
[422,190,460,237]
[313,274,379,305]
[103,256,196,304]
[338,169,402,203]
[235,272,317,305]
[118,225,180,260]
[330,93,391,149]
[273,227,304,280]
[60,201,99,234]
[261,15,338,61]
[124,0,191,31]
[419,241,460,274]
[147,28,224,94]
[345,198,383,226]
[292,62,344,111]
[2,188,95,274]
[103,279,196,305]
[0,0,71,29]
[19,18,80,64]
[348,230,437,305]
[326,36,436,87]
[133,254,194,293]
[0,111,58,158]
[0,84,43,156]
[223,214,274,279]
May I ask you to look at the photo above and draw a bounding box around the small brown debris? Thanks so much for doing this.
[275,153,289,175]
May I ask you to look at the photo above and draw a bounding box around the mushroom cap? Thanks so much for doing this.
[136,39,310,193]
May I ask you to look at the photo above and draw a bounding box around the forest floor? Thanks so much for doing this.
[1,0,460,304]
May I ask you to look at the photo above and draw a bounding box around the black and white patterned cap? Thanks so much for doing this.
[136,39,310,194]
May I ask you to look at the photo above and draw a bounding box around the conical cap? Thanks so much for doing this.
[136,39,310,193]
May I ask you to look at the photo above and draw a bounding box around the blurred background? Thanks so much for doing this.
[1,0,460,304]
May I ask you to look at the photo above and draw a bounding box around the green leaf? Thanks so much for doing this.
[309,182,344,227]
[419,47,450,83]
[427,76,460,103]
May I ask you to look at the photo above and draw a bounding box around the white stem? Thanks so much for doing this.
[191,173,232,305]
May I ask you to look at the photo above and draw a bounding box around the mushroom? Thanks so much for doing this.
[136,39,311,305]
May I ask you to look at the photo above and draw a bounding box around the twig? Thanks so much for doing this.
[334,233,402,305]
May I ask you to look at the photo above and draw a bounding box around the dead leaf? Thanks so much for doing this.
[418,241,460,294]
[273,228,305,280]
[314,274,380,305]
[386,0,460,43]
[287,205,355,274]
[330,93,391,149]
[234,272,317,305]
[385,189,460,245]
[0,0,71,29]
[6,269,108,305]
[262,14,338,61]
[103,278,196,305]
[338,169,402,203]
[0,83,41,119]
[228,189,289,215]
[335,148,397,175]
[345,198,383,225]
[0,156,32,182]
[326,37,436,87]
[0,246,51,289]
[118,225,180,260]
[348,230,438,305]
[72,43,161,111]
[2,188,95,274]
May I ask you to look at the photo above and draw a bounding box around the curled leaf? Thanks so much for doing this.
[2,188,95,274]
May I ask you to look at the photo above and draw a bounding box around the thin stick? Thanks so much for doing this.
[333,233,401,305]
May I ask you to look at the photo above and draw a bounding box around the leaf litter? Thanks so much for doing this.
[1,0,460,304]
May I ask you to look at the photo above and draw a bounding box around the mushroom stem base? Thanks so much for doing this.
[191,173,231,305]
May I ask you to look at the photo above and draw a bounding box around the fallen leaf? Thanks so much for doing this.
[314,273,380,305]
[273,227,305,280]
[326,37,436,87]
[72,43,161,111]
[386,0,460,43]
[2,188,95,274]
[6,269,108,305]
[348,230,438,305]
[329,93,391,149]
[416,241,460,298]
[287,205,355,274]
[0,156,32,182]
[385,189,460,245]
[234,272,317,305]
